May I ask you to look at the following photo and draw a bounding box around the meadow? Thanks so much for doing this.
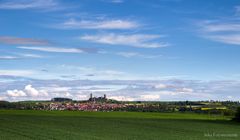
[0,110,239,140]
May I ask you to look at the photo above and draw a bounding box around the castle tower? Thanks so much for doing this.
[104,94,106,99]
[90,93,93,101]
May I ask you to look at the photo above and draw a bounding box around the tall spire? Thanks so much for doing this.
[90,93,93,101]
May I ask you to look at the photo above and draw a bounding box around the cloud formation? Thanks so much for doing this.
[18,46,87,53]
[0,56,18,60]
[207,34,240,45]
[0,70,35,77]
[18,53,43,58]
[116,52,161,58]
[58,65,127,80]
[80,33,169,48]
[101,0,124,4]
[1,78,239,101]
[140,94,160,101]
[59,19,139,30]
[202,23,240,32]
[6,85,48,100]
[0,36,49,45]
[0,0,59,10]
[198,11,240,46]
[7,89,26,97]
[0,54,44,60]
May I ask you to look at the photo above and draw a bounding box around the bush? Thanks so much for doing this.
[233,107,240,122]
[223,109,235,116]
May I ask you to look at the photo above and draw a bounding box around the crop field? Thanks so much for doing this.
[0,110,239,140]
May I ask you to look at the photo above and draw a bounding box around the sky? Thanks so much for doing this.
[0,0,240,101]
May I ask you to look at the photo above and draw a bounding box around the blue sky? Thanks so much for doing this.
[0,0,240,101]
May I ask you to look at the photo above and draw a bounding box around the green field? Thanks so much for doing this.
[0,110,239,140]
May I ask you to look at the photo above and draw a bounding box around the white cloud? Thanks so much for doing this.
[199,14,240,45]
[102,0,124,3]
[117,52,140,57]
[154,84,168,89]
[0,96,7,100]
[116,52,161,58]
[1,79,240,101]
[19,53,43,58]
[0,54,44,60]
[101,70,125,75]
[60,19,138,30]
[40,87,71,93]
[207,24,240,32]
[207,34,240,45]
[25,85,39,96]
[7,90,27,97]
[64,92,72,97]
[0,70,35,77]
[108,96,134,101]
[0,0,59,10]
[140,94,160,101]
[75,94,88,100]
[110,0,124,3]
[80,33,169,48]
[6,85,48,99]
[178,87,194,93]
[0,56,18,60]
[0,36,50,45]
[227,96,233,99]
[18,46,84,53]
[58,65,128,80]
[100,51,161,59]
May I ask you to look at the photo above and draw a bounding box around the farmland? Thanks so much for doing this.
[0,110,239,140]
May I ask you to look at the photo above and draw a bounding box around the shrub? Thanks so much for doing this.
[223,109,235,116]
[233,107,240,122]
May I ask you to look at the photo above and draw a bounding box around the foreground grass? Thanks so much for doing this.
[0,110,239,140]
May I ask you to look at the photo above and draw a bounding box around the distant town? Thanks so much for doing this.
[49,94,125,111]
[0,94,239,116]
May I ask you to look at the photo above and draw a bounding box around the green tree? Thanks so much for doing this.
[234,107,240,122]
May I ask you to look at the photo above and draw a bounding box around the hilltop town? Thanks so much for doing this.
[0,94,239,116]
[49,94,125,111]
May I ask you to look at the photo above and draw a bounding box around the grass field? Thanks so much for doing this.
[0,110,239,140]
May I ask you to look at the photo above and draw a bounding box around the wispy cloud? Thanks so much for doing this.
[198,9,240,46]
[0,0,60,10]
[139,94,160,101]
[18,46,87,53]
[58,65,128,80]
[100,51,161,58]
[0,36,50,45]
[116,52,161,58]
[0,53,44,60]
[117,52,148,58]
[110,0,124,3]
[199,21,240,45]
[0,65,132,81]
[80,33,169,48]
[102,0,124,4]
[202,23,240,32]
[1,79,240,101]
[206,34,240,45]
[56,19,139,30]
[18,53,43,58]
[0,70,35,77]
[0,56,18,60]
